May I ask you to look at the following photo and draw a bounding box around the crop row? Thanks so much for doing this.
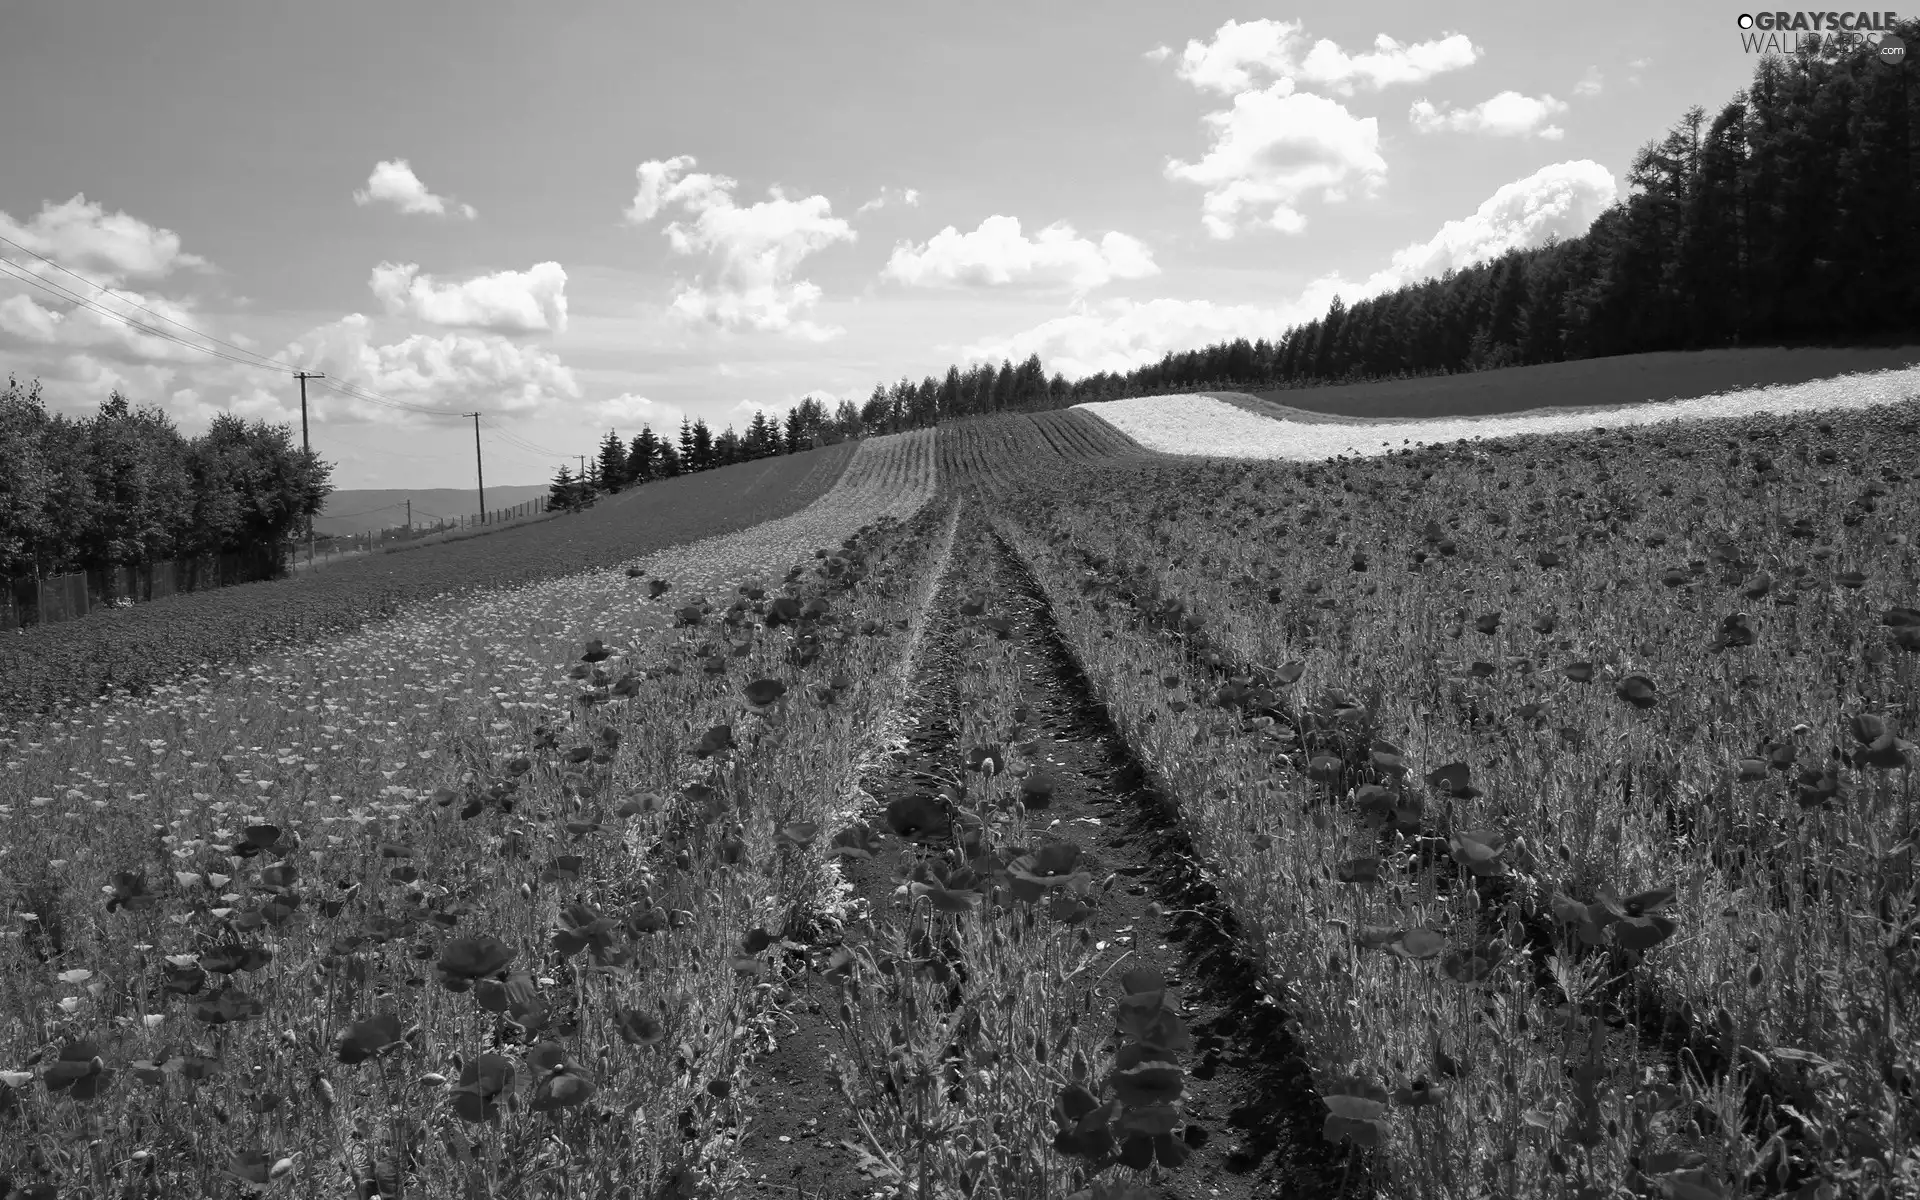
[0,432,945,1199]
[946,402,1920,1200]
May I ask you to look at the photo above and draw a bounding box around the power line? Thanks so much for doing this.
[0,233,300,374]
[0,258,290,373]
[0,247,501,421]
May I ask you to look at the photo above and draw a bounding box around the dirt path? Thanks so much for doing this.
[728,509,1357,1199]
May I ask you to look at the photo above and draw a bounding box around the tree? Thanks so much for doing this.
[597,429,628,494]
[690,418,714,470]
[830,399,862,442]
[657,440,682,477]
[746,410,776,458]
[677,416,694,468]
[82,391,195,585]
[0,375,52,580]
[713,424,741,465]
[628,425,659,484]
[547,464,579,513]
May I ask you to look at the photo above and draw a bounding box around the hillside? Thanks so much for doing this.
[1244,344,1920,421]
[313,485,553,536]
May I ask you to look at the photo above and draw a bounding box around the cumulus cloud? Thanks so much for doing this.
[593,392,686,432]
[0,194,207,286]
[624,155,856,341]
[1367,160,1616,288]
[352,160,477,219]
[0,288,212,364]
[882,216,1158,291]
[1573,66,1604,97]
[1165,83,1386,238]
[1410,92,1569,139]
[368,261,569,334]
[1169,19,1479,96]
[966,161,1618,380]
[856,186,922,215]
[287,313,580,418]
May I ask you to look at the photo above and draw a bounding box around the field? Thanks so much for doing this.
[0,440,859,735]
[1241,345,1920,421]
[1,367,1917,1200]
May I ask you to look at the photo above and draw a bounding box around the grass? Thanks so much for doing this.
[1239,345,1920,421]
[0,441,860,736]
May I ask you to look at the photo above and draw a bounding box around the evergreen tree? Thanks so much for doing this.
[746,410,775,458]
[713,425,741,465]
[628,425,659,483]
[657,441,682,477]
[690,418,714,470]
[677,416,694,467]
[546,464,578,513]
[597,428,628,494]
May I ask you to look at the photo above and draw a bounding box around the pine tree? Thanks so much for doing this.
[677,417,694,467]
[628,425,658,483]
[746,411,774,458]
[690,418,713,470]
[597,429,628,495]
[657,441,682,477]
[547,464,577,513]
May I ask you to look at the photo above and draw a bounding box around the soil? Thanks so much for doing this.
[727,510,1364,1200]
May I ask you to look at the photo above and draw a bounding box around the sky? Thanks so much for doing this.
[0,1,1785,490]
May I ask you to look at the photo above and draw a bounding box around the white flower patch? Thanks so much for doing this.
[1075,366,1920,460]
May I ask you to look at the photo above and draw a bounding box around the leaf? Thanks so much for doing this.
[742,678,787,707]
[1615,675,1659,709]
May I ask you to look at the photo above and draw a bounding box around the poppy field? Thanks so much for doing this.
[0,431,956,1198]
[944,395,1920,1200]
[3,382,1919,1200]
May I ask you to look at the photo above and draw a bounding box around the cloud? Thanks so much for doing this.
[624,155,856,340]
[1143,45,1172,63]
[1410,92,1569,139]
[1169,19,1479,96]
[369,261,569,334]
[1573,66,1604,97]
[1364,160,1616,288]
[966,160,1618,380]
[882,216,1159,291]
[0,194,207,286]
[1165,83,1386,237]
[962,295,1338,381]
[352,160,477,219]
[592,392,685,433]
[856,186,923,215]
[287,313,580,419]
[0,286,216,365]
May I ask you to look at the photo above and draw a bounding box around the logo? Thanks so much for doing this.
[1737,11,1906,57]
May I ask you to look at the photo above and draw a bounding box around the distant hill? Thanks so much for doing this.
[313,486,552,536]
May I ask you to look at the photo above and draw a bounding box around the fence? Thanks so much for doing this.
[2,499,574,631]
[299,498,547,567]
[0,550,277,633]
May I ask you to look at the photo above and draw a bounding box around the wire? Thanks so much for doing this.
[0,258,293,373]
[0,246,498,420]
[0,233,300,374]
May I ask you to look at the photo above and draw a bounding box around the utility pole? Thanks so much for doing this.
[469,412,485,524]
[294,372,324,567]
[405,498,411,532]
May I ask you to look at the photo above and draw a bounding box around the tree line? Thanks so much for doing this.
[0,376,329,585]
[548,395,862,511]
[833,30,1920,419]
